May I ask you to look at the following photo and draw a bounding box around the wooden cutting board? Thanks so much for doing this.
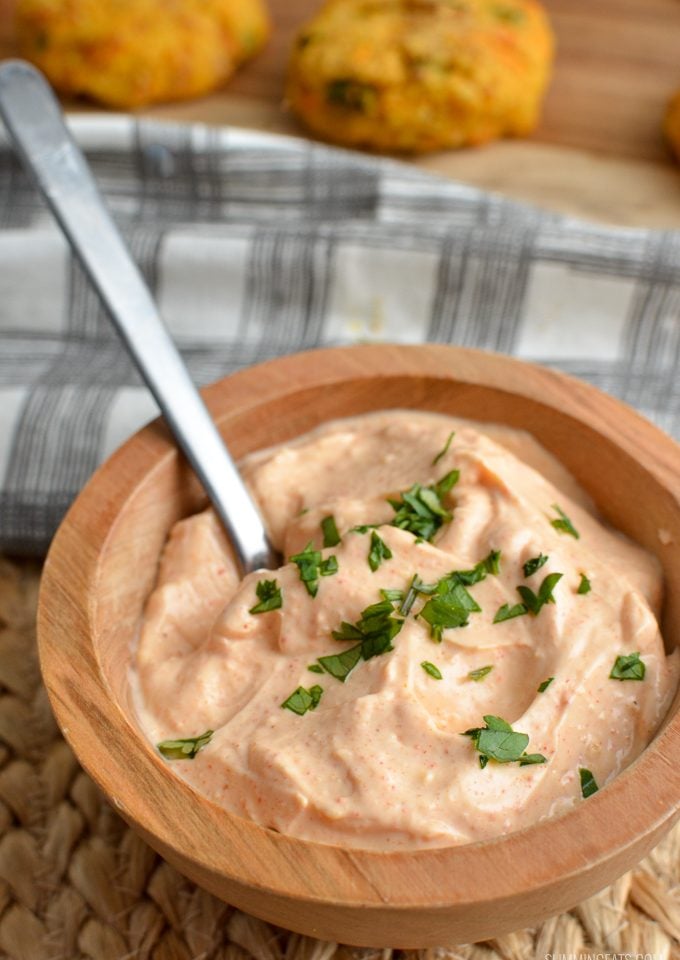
[1,0,680,226]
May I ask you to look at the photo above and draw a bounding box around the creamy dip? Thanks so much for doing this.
[134,411,679,850]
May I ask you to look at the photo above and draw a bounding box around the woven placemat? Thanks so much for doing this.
[2,553,679,960]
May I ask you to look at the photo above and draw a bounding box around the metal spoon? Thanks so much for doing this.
[0,60,277,574]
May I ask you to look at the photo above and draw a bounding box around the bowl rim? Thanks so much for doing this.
[37,343,680,917]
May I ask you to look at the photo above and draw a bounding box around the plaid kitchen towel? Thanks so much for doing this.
[0,116,679,554]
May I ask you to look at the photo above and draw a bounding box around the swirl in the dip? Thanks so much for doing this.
[134,412,679,850]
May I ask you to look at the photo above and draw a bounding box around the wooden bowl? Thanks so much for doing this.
[38,344,680,948]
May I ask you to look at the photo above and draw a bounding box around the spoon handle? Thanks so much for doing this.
[0,60,276,573]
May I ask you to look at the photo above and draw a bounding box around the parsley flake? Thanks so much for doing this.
[420,580,480,641]
[577,573,591,595]
[537,677,554,693]
[463,715,546,768]
[380,588,404,602]
[400,573,437,615]
[368,530,393,571]
[157,729,213,760]
[317,600,404,681]
[550,504,580,539]
[249,579,283,615]
[468,665,493,682]
[517,572,563,616]
[289,542,338,597]
[281,685,323,715]
[432,431,455,466]
[610,652,645,681]
[448,549,501,586]
[307,663,324,674]
[493,602,528,623]
[389,470,459,542]
[579,767,599,798]
[523,554,548,578]
[421,661,443,679]
[321,515,341,548]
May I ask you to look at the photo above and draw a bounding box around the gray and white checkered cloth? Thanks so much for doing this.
[1,116,679,555]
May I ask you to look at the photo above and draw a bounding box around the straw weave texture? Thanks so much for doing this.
[2,553,679,960]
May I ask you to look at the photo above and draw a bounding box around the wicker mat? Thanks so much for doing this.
[2,554,679,960]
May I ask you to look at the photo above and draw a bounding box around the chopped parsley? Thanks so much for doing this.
[321,515,341,548]
[350,523,381,534]
[289,542,338,597]
[577,573,591,595]
[419,580,480,642]
[368,530,392,571]
[281,685,323,716]
[399,573,437,615]
[432,431,455,466]
[317,644,363,682]
[579,767,599,798]
[493,602,528,623]
[389,470,459,542]
[550,504,580,539]
[314,600,405,682]
[537,677,554,693]
[249,579,283,615]
[421,661,443,680]
[380,587,404,602]
[523,554,548,578]
[468,665,493,682]
[517,572,563,616]
[610,652,645,681]
[449,549,501,585]
[157,729,213,760]
[307,663,324,674]
[463,715,546,769]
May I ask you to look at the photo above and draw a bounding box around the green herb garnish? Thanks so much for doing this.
[468,665,493,682]
[320,555,339,576]
[281,685,323,715]
[610,652,645,681]
[537,677,554,693]
[308,663,324,674]
[577,573,591,595]
[317,644,363,682]
[579,767,599,798]
[463,715,546,769]
[419,580,480,642]
[249,579,283,614]
[389,470,459,542]
[289,542,338,597]
[523,554,548,578]
[157,730,213,760]
[517,572,563,616]
[432,431,455,466]
[380,588,404,602]
[493,602,528,623]
[421,661,443,680]
[550,504,580,539]
[350,523,381,534]
[399,573,437,615]
[368,530,393,571]
[318,600,404,681]
[321,515,341,548]
[448,549,501,586]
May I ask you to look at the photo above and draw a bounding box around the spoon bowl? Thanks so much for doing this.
[38,343,680,948]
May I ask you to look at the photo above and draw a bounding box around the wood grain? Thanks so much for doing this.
[1,0,680,226]
[38,344,680,948]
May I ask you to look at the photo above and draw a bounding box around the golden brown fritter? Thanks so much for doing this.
[16,0,270,109]
[665,90,680,163]
[287,0,555,153]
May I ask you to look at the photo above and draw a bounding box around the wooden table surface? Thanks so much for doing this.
[1,0,680,227]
